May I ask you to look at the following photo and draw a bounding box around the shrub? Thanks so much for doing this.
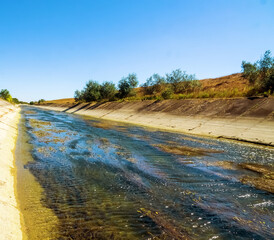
[242,50,274,93]
[74,90,84,102]
[100,82,116,100]
[12,98,20,104]
[161,88,174,99]
[38,99,45,104]
[142,74,166,95]
[83,80,102,101]
[166,69,196,93]
[118,73,138,98]
[0,89,12,102]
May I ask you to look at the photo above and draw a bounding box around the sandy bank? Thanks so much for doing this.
[0,100,22,240]
[37,97,274,146]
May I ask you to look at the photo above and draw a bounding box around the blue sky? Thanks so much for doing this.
[0,0,273,102]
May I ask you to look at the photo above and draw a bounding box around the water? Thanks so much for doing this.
[17,106,274,239]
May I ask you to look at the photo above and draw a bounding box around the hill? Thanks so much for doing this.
[44,73,250,105]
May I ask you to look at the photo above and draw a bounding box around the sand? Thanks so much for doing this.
[36,98,274,146]
[0,100,22,240]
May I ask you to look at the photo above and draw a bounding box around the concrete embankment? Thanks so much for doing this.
[0,100,22,240]
[38,97,274,146]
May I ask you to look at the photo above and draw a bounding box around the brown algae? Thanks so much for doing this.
[29,119,51,128]
[205,161,238,170]
[239,163,274,194]
[153,143,222,156]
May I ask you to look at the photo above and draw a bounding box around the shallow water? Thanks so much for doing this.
[17,106,274,239]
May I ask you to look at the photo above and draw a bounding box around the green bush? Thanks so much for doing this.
[142,74,166,95]
[100,82,116,100]
[118,73,138,98]
[12,98,20,104]
[0,89,12,102]
[242,50,274,93]
[83,80,101,101]
[161,88,174,99]
[38,99,45,104]
[166,69,196,93]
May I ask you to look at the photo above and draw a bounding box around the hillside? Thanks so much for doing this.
[44,73,249,105]
[199,73,248,92]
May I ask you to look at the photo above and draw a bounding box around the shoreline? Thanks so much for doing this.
[0,100,22,240]
[35,98,274,147]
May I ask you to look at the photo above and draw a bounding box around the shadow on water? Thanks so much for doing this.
[16,106,274,239]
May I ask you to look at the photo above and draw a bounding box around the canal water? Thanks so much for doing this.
[16,106,273,239]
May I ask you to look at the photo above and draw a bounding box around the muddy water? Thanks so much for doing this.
[17,106,274,239]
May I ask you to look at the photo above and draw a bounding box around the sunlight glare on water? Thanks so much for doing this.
[17,106,274,240]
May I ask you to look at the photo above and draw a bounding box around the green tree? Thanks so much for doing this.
[166,69,196,93]
[12,98,20,104]
[83,80,102,101]
[258,50,274,92]
[241,61,258,85]
[38,99,45,104]
[0,89,12,102]
[142,74,166,95]
[100,82,116,100]
[242,50,274,93]
[118,73,138,98]
[161,88,174,99]
[74,90,84,102]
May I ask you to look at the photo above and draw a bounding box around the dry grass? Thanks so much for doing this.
[43,98,76,104]
[134,73,252,100]
[200,73,248,92]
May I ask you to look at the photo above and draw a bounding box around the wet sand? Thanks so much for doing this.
[36,98,274,146]
[0,100,22,239]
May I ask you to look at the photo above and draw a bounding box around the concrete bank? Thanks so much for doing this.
[0,100,22,240]
[38,97,274,146]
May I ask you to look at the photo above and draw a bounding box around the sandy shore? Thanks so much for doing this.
[36,98,274,146]
[0,100,22,240]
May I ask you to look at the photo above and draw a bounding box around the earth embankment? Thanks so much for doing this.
[38,97,274,146]
[0,99,22,240]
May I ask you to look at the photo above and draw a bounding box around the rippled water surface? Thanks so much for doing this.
[17,106,274,239]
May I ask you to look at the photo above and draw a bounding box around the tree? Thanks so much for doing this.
[74,90,84,102]
[12,98,20,104]
[161,88,173,99]
[118,73,138,98]
[142,74,166,95]
[0,89,12,102]
[242,50,274,93]
[83,80,102,101]
[100,82,116,100]
[241,61,258,85]
[258,50,274,92]
[166,69,196,93]
[38,99,45,104]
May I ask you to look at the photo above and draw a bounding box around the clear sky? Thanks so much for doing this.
[0,0,273,102]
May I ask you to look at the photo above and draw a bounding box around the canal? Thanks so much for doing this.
[16,106,274,239]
